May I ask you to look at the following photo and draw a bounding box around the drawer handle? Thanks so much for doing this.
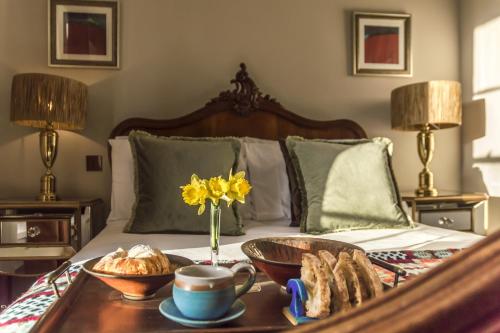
[438,217,455,225]
[27,226,41,238]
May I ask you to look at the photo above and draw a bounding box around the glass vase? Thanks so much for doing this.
[210,203,221,267]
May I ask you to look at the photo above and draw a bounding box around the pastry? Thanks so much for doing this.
[92,247,127,272]
[352,249,384,298]
[301,253,331,318]
[93,245,171,275]
[318,250,351,313]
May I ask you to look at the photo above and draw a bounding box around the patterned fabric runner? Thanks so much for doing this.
[0,250,459,333]
[368,249,460,285]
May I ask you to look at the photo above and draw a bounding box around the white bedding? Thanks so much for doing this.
[72,218,484,264]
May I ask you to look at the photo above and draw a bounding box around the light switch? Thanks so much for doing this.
[86,155,103,171]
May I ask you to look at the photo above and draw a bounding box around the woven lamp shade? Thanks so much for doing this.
[10,73,87,130]
[391,81,462,131]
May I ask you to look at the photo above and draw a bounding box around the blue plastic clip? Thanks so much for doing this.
[287,279,308,317]
[283,279,317,325]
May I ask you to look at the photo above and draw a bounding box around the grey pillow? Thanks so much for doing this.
[124,131,244,235]
[285,136,412,234]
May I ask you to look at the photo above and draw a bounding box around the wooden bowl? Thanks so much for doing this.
[82,254,193,300]
[241,237,363,286]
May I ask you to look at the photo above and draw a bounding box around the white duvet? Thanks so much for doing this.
[72,218,484,264]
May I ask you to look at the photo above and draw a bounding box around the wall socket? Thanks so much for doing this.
[86,155,103,172]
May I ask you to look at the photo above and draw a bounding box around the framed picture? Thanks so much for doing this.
[49,0,119,68]
[353,12,411,77]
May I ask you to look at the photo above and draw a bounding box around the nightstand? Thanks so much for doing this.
[401,192,489,235]
[0,199,105,309]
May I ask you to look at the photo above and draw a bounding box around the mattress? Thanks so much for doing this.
[71,218,484,264]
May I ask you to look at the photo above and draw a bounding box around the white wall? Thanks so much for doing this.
[0,0,461,214]
[460,0,500,234]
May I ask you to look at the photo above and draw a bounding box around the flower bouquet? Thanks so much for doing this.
[181,170,251,266]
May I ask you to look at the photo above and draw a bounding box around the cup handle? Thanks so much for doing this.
[230,262,256,299]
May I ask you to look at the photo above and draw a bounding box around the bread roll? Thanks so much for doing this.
[318,250,351,313]
[300,249,385,319]
[301,253,331,318]
[352,249,383,299]
[336,252,364,307]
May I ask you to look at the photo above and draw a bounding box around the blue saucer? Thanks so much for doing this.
[159,297,246,328]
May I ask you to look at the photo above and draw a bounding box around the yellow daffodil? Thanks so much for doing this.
[180,174,208,215]
[181,171,251,215]
[207,176,230,206]
[226,170,251,206]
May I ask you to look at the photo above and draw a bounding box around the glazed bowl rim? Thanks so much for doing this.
[241,236,364,268]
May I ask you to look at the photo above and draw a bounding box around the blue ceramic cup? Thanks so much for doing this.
[172,263,256,320]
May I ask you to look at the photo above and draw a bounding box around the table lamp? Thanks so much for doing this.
[10,73,87,201]
[391,81,461,197]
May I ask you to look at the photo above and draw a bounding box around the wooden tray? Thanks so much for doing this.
[32,270,293,333]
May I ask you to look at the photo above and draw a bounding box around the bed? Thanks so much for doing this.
[89,62,480,265]
[1,63,495,333]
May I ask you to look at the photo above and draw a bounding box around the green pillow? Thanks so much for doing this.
[124,131,244,235]
[285,136,412,234]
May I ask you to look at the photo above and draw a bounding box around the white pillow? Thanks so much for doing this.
[243,137,291,220]
[108,137,135,221]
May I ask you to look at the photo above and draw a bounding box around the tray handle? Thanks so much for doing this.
[369,256,407,287]
[46,261,72,298]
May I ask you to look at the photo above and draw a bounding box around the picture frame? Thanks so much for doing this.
[49,0,119,68]
[353,12,411,77]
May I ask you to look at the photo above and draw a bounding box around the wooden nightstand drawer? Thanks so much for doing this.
[1,217,72,245]
[401,192,488,235]
[420,209,472,231]
[26,220,70,243]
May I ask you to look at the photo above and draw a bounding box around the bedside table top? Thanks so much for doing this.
[401,192,488,204]
[0,246,76,277]
[0,198,103,209]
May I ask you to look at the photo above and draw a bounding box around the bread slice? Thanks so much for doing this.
[301,253,331,318]
[318,250,351,314]
[335,252,364,307]
[352,249,383,299]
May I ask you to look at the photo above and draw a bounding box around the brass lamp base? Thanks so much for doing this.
[39,123,59,201]
[416,171,438,197]
[416,188,438,197]
[416,124,438,197]
[39,172,57,201]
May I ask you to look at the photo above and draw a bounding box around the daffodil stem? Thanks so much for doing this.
[210,203,221,267]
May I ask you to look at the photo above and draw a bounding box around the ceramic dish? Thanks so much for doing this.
[159,297,246,328]
[241,237,363,286]
[82,254,193,300]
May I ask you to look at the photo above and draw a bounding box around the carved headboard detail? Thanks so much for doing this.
[109,62,366,144]
[206,63,280,116]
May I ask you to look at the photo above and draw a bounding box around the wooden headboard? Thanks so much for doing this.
[109,63,366,142]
